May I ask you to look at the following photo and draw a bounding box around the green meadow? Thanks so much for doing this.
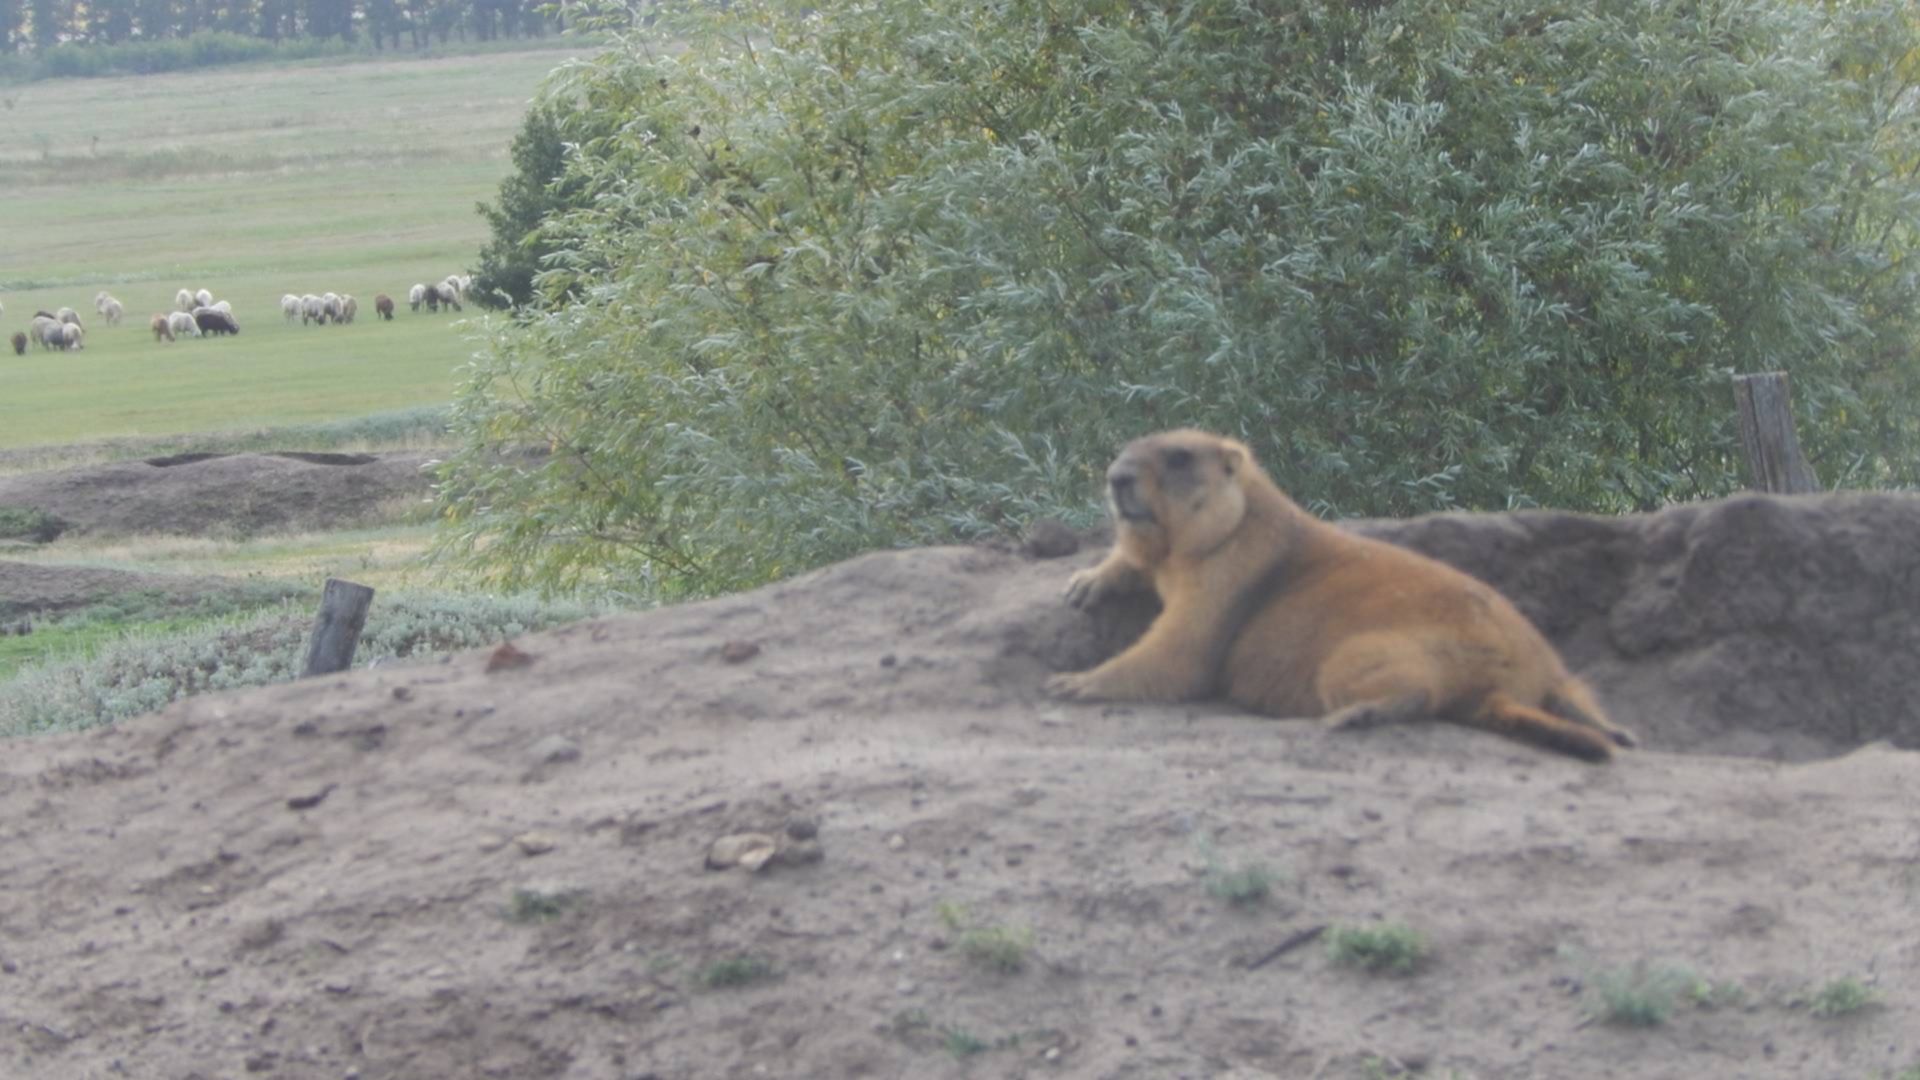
[0,47,576,448]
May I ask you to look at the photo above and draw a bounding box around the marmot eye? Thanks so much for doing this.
[1163,448,1194,469]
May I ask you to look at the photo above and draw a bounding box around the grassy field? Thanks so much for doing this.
[0,47,577,448]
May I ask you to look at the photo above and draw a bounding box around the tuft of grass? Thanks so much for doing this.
[942,1027,988,1059]
[957,924,1034,974]
[1687,978,1749,1010]
[1589,961,1701,1027]
[504,887,585,923]
[0,505,66,543]
[698,954,774,989]
[1326,922,1429,975]
[937,901,1034,974]
[1806,976,1878,1018]
[1205,861,1278,907]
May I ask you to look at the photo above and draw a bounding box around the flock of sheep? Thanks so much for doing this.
[3,291,122,354]
[149,287,241,343]
[410,276,470,313]
[4,273,473,356]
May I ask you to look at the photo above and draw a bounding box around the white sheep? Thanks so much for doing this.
[100,297,124,326]
[322,292,343,323]
[281,294,301,323]
[36,320,77,351]
[340,295,358,324]
[211,300,232,316]
[56,306,80,325]
[176,288,195,312]
[408,283,426,312]
[167,311,200,338]
[302,294,325,325]
[94,291,110,313]
[61,321,84,350]
[194,288,213,308]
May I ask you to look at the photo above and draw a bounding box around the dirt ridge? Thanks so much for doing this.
[1,491,1916,1079]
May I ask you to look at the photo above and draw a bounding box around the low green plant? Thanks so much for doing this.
[958,924,1033,974]
[1589,961,1701,1027]
[504,887,586,923]
[1688,979,1749,1010]
[942,1027,988,1059]
[1204,861,1278,908]
[937,901,1034,974]
[1326,923,1429,975]
[0,505,65,543]
[698,954,774,989]
[1807,976,1878,1018]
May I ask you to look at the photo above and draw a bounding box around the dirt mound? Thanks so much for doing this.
[0,560,245,620]
[1,493,1916,1079]
[0,451,437,539]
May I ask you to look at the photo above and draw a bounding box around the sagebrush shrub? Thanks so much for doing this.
[440,0,1920,597]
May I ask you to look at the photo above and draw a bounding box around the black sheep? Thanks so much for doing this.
[9,331,25,356]
[194,309,240,336]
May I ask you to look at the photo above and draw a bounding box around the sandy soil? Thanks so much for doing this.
[1,492,1917,1080]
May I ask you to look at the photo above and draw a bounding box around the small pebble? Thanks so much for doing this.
[528,735,581,766]
[513,832,558,856]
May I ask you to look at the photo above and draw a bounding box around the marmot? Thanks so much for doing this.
[1048,429,1636,762]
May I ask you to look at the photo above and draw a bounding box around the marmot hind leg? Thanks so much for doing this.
[1314,635,1442,732]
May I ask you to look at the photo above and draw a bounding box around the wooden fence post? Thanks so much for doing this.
[1731,372,1822,495]
[303,578,376,677]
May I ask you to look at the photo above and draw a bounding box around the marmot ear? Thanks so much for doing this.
[1218,439,1250,475]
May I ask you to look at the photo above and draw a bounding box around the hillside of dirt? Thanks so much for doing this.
[0,560,248,621]
[1,491,1917,1080]
[0,451,436,540]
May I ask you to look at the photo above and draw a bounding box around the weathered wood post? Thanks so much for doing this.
[302,578,376,677]
[1731,372,1822,495]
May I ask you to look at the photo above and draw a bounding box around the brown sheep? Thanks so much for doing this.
[374,293,395,321]
[9,331,25,356]
[151,314,175,343]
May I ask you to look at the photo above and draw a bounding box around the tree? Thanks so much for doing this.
[470,100,607,310]
[437,0,1920,597]
[1,0,25,51]
[26,0,61,47]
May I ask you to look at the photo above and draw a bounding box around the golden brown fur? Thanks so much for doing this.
[1048,429,1636,762]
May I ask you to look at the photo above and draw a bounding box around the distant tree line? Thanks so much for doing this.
[0,0,559,54]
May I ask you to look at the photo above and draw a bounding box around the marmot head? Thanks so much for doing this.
[1106,429,1252,561]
